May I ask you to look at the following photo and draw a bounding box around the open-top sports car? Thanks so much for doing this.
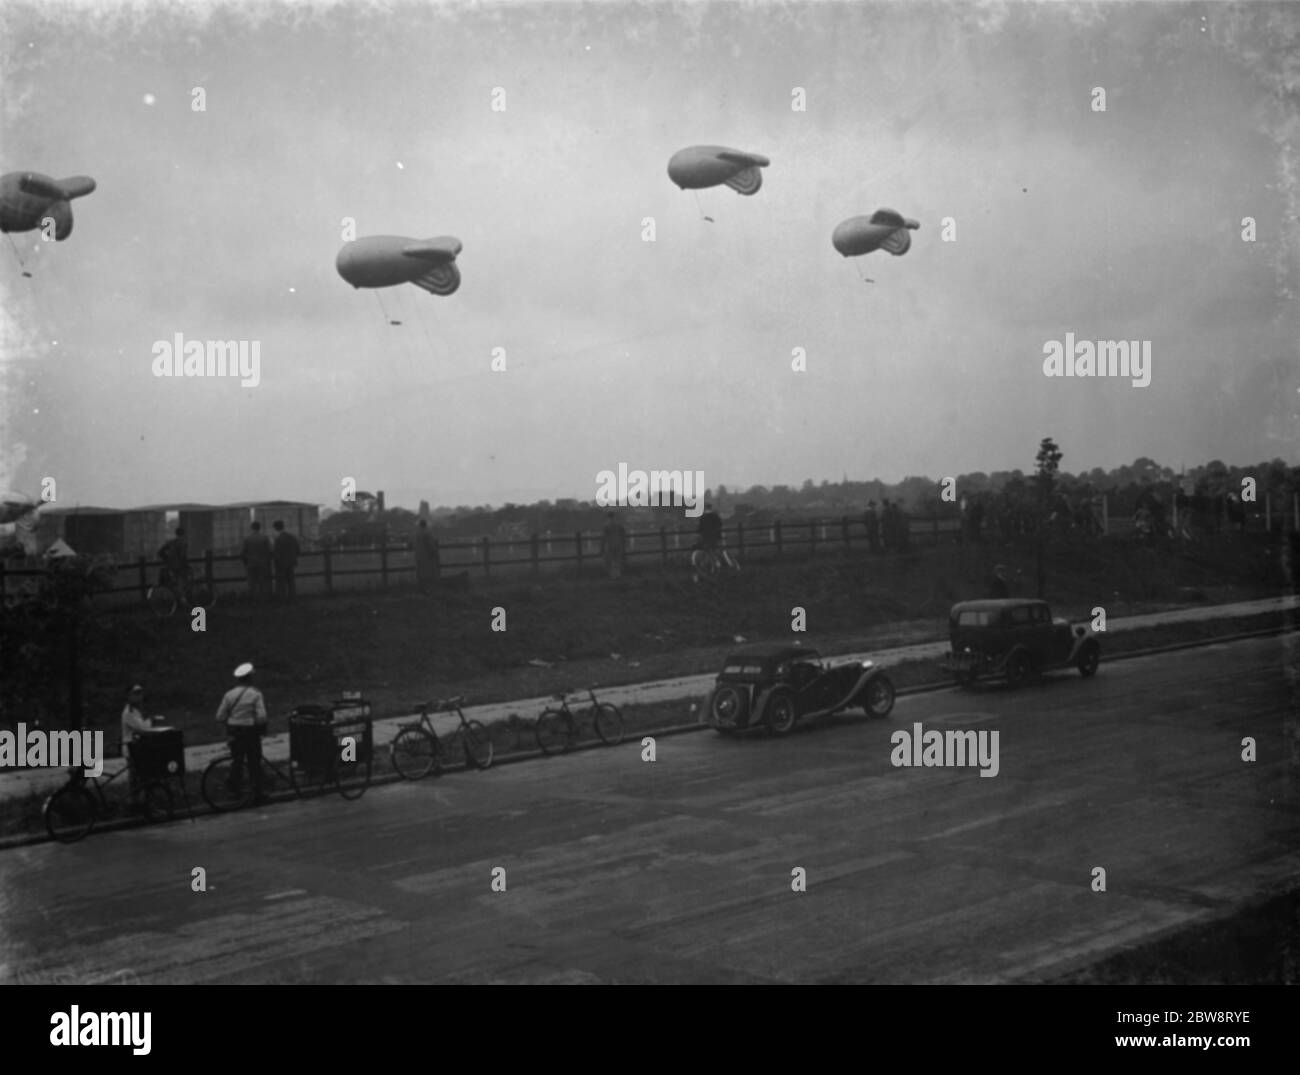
[704,642,896,736]
[944,598,1101,688]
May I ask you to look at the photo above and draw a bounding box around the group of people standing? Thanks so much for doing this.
[156,519,302,603]
[239,520,301,600]
[863,499,909,553]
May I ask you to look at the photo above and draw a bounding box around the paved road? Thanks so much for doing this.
[1,594,1294,804]
[1,633,1295,983]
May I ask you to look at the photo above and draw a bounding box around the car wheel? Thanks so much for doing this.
[861,674,896,718]
[766,690,798,736]
[1005,651,1032,688]
[1077,643,1100,677]
[710,686,746,728]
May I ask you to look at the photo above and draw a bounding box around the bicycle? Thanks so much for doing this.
[534,686,625,755]
[43,730,187,843]
[390,697,494,779]
[690,543,740,583]
[147,568,217,618]
[201,704,373,810]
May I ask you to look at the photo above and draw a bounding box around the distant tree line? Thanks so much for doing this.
[314,456,1300,548]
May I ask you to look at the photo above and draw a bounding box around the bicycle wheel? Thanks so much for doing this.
[201,755,254,812]
[391,727,439,780]
[146,585,176,618]
[593,703,624,746]
[334,736,372,800]
[141,782,175,823]
[291,758,331,796]
[461,720,494,770]
[534,709,570,755]
[44,783,97,843]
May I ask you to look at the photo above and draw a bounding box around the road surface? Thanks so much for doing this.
[0,633,1295,983]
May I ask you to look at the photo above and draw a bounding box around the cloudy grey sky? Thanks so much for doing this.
[1,0,1297,511]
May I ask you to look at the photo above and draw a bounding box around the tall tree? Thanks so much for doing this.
[1033,438,1063,597]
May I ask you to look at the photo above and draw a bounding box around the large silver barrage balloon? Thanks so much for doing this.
[667,146,770,196]
[0,172,96,240]
[336,235,463,296]
[832,209,920,258]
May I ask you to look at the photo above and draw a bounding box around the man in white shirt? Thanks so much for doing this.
[216,662,269,802]
[121,684,167,798]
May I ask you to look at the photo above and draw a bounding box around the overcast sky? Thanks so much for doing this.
[1,0,1297,512]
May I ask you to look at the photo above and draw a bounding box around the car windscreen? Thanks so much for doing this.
[955,610,996,627]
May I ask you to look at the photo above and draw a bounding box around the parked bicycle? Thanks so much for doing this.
[390,697,494,779]
[201,702,373,810]
[200,745,296,812]
[147,568,217,618]
[43,728,188,843]
[535,686,625,755]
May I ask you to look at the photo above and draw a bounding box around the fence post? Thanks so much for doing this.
[481,536,491,577]
[736,520,745,559]
[841,515,850,548]
[575,531,583,574]
[137,556,148,602]
[809,519,818,557]
[323,544,333,593]
[933,513,940,543]
[1265,493,1272,532]
[774,520,783,558]
[530,532,540,575]
[660,527,669,566]
[1103,495,1109,534]
[204,549,214,592]
[380,536,389,588]
[1294,493,1298,532]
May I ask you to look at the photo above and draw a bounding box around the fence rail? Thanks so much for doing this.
[2,494,1293,606]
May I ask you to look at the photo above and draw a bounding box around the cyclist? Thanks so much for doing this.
[697,503,723,551]
[216,662,269,803]
[693,504,728,582]
[157,527,191,594]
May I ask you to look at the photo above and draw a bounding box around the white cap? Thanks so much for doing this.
[234,662,254,678]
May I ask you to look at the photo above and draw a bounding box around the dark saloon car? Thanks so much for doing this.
[705,642,895,736]
[945,599,1100,688]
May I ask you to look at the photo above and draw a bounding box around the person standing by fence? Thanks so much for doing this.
[864,501,881,553]
[240,522,273,600]
[414,519,440,595]
[271,520,300,601]
[601,511,627,579]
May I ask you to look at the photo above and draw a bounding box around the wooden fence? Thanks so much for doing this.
[2,494,1294,606]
